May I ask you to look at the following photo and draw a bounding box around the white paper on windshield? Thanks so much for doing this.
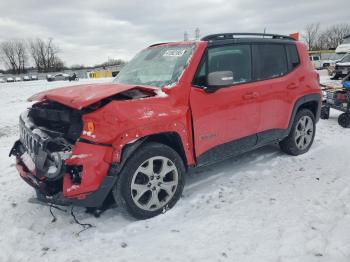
[163,49,186,57]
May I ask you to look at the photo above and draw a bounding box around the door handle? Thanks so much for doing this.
[287,83,298,89]
[243,92,259,100]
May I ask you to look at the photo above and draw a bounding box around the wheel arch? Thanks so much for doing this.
[287,93,322,133]
[119,132,189,170]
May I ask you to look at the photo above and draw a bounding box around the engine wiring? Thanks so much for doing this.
[48,204,95,236]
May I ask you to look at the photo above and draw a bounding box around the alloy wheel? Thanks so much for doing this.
[130,156,178,211]
[295,115,314,150]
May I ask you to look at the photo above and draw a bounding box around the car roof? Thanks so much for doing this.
[202,33,296,47]
[149,33,296,48]
[201,33,295,41]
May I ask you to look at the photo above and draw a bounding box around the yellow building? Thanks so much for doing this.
[88,69,113,78]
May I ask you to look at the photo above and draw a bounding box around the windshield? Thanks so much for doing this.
[114,44,195,88]
[343,37,350,44]
[341,54,350,63]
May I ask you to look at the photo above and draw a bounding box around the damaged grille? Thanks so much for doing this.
[28,101,83,142]
[18,102,82,182]
[19,101,84,179]
[20,123,42,155]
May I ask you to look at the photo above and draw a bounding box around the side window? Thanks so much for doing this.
[193,45,252,86]
[253,44,288,80]
[286,44,300,70]
[208,45,252,84]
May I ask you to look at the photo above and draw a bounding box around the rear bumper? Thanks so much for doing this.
[10,139,116,208]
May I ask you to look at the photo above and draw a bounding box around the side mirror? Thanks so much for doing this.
[207,71,234,87]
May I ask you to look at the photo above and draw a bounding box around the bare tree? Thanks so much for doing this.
[303,23,320,50]
[28,38,43,71]
[319,24,350,49]
[0,41,17,72]
[28,37,63,72]
[0,39,27,74]
[315,32,328,50]
[14,40,27,73]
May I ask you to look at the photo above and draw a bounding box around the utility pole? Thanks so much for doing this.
[195,27,200,40]
[184,31,189,41]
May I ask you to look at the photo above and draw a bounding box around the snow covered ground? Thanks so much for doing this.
[1,72,350,262]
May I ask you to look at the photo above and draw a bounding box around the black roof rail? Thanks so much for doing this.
[201,33,295,41]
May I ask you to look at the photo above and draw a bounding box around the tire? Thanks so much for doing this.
[320,106,330,120]
[331,74,340,80]
[112,142,185,219]
[280,109,316,156]
[338,113,350,128]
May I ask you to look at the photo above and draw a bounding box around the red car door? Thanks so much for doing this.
[190,44,260,165]
[252,43,301,141]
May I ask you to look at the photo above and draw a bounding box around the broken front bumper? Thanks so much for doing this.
[9,111,116,207]
[10,139,117,207]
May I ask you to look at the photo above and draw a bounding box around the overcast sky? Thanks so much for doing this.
[0,0,348,66]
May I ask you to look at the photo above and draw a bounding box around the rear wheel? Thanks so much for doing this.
[113,142,185,219]
[280,109,316,156]
[338,113,350,128]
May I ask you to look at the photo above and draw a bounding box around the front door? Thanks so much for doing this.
[190,44,260,165]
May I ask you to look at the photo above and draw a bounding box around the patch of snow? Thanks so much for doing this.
[82,130,96,138]
[20,152,35,172]
[140,110,154,119]
[70,154,91,159]
[67,184,80,193]
[154,88,168,98]
[127,138,138,144]
[47,166,57,174]
[164,82,177,88]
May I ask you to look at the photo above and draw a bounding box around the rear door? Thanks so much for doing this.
[252,43,301,143]
[190,44,260,165]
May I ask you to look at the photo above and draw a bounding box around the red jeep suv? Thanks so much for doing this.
[10,33,321,219]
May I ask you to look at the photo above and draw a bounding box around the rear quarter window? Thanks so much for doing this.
[286,44,300,71]
[252,44,288,80]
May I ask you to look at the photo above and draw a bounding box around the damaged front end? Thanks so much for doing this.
[9,101,114,207]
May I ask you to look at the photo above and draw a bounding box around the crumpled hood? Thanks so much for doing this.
[28,83,157,109]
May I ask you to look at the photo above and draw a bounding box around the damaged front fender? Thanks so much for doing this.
[64,142,113,198]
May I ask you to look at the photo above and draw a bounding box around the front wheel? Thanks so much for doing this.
[113,142,185,219]
[280,109,316,156]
